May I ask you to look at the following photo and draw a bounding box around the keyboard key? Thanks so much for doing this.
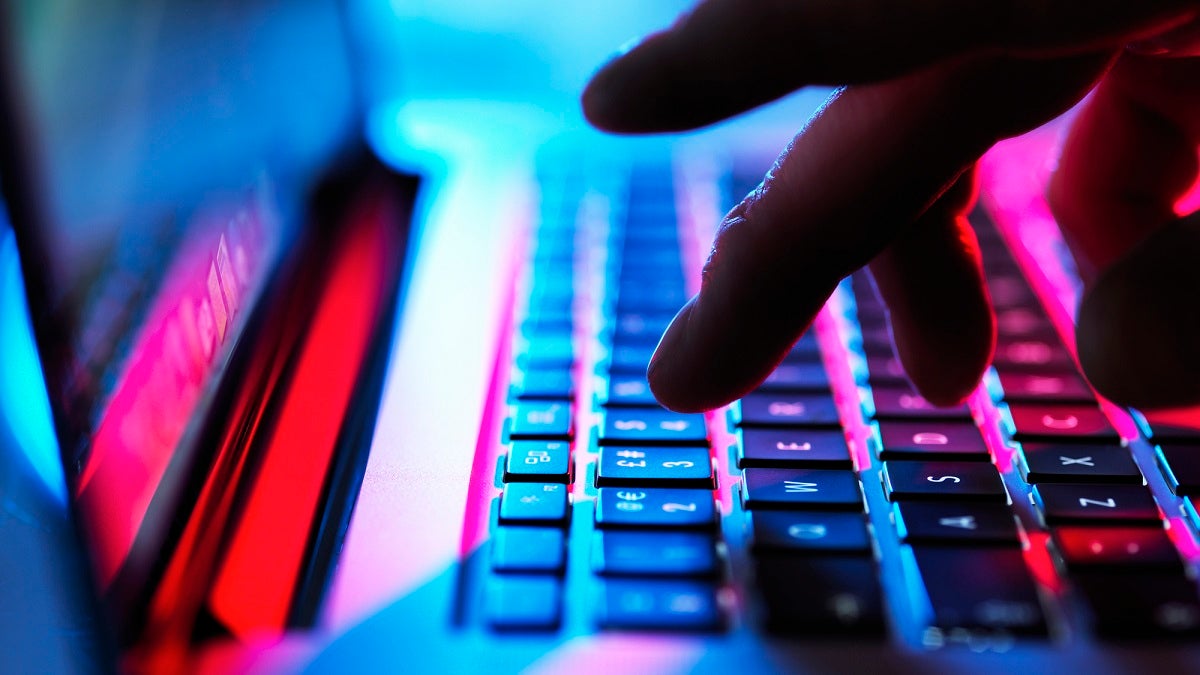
[1157,444,1200,495]
[894,502,1021,545]
[870,387,971,420]
[1073,572,1200,639]
[996,370,1094,403]
[877,421,990,461]
[1032,484,1161,525]
[504,441,572,483]
[992,338,1075,371]
[486,575,562,631]
[499,483,570,525]
[994,307,1059,341]
[749,511,871,553]
[511,369,574,401]
[591,531,718,577]
[757,362,831,393]
[1017,443,1142,484]
[754,555,886,636]
[911,546,1047,635]
[1142,411,1200,442]
[613,313,671,344]
[600,410,708,446]
[596,446,714,488]
[1006,403,1119,443]
[1050,527,1183,572]
[509,402,573,440]
[518,337,575,369]
[986,276,1039,309]
[882,461,1008,502]
[598,579,723,631]
[491,527,566,574]
[608,343,656,373]
[865,356,908,387]
[733,392,840,427]
[595,488,716,529]
[741,468,863,511]
[603,373,659,406]
[737,428,853,469]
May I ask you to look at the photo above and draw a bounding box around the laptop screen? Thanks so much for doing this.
[0,0,360,631]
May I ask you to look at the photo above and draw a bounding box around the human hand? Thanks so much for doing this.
[582,0,1200,412]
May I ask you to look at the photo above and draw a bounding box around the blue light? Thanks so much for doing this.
[0,214,66,504]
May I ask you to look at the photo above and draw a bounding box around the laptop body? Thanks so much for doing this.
[4,2,1200,673]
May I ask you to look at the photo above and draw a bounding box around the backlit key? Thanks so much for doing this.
[882,461,1008,502]
[596,446,714,488]
[509,402,573,440]
[741,468,863,511]
[737,428,853,469]
[734,392,840,427]
[600,410,707,446]
[1033,484,1161,525]
[877,421,990,461]
[1007,403,1119,443]
[595,488,716,529]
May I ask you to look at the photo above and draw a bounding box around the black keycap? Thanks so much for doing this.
[600,409,708,446]
[1051,526,1182,572]
[733,392,840,427]
[755,555,886,636]
[877,421,990,461]
[1157,444,1200,495]
[511,369,574,401]
[509,402,573,440]
[870,387,971,420]
[741,468,863,511]
[992,338,1075,371]
[499,483,570,525]
[1032,484,1161,525]
[894,502,1021,546]
[603,373,659,407]
[865,356,908,387]
[757,362,831,393]
[491,527,566,573]
[1073,572,1200,639]
[486,575,562,631]
[596,446,714,488]
[911,546,1047,635]
[737,428,853,469]
[592,531,718,577]
[598,579,723,631]
[1017,443,1142,484]
[882,461,1008,502]
[996,370,1095,403]
[749,511,871,553]
[1143,412,1200,443]
[1007,403,1119,443]
[595,488,716,529]
[504,441,572,483]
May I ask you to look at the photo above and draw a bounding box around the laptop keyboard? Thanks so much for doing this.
[473,158,1200,645]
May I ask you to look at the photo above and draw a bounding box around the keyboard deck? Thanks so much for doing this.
[462,156,1200,649]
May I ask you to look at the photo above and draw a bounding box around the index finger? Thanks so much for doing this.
[584,0,1195,133]
[646,53,1110,412]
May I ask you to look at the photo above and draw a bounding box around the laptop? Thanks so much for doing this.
[2,1,1200,672]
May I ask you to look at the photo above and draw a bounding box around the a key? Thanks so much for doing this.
[882,461,1008,502]
[737,428,853,469]
[911,546,1047,635]
[491,527,566,574]
[877,421,990,461]
[499,483,570,525]
[1142,412,1200,443]
[749,511,871,553]
[594,488,716,529]
[591,531,718,577]
[598,579,723,631]
[757,362,831,393]
[517,336,575,370]
[602,373,659,407]
[893,502,1021,546]
[1006,403,1119,443]
[600,409,708,446]
[870,387,971,420]
[607,343,656,373]
[511,368,574,401]
[1073,572,1200,638]
[485,575,562,631]
[1032,484,1161,525]
[596,446,714,488]
[504,441,572,483]
[509,402,573,440]
[865,356,908,387]
[994,307,1060,341]
[733,392,841,427]
[1017,443,1142,484]
[741,468,863,511]
[754,555,886,636]
[1050,526,1183,572]
[1157,444,1200,495]
[992,338,1075,371]
[996,370,1095,404]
